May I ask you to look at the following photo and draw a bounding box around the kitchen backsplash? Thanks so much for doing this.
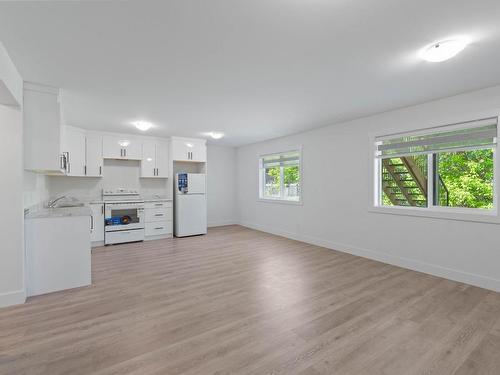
[24,172,50,209]
[48,159,171,201]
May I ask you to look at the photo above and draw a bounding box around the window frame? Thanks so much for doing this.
[370,117,500,224]
[258,148,303,205]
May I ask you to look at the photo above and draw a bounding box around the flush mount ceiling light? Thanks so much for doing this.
[208,132,224,139]
[420,39,468,62]
[118,140,130,147]
[132,121,153,131]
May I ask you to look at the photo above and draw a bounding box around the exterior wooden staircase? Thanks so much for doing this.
[382,156,428,207]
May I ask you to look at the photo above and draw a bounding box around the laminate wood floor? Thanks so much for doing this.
[1,225,500,375]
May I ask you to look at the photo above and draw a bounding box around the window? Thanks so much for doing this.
[259,150,301,202]
[374,117,497,213]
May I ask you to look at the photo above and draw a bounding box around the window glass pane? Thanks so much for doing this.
[283,165,300,201]
[435,149,494,209]
[381,155,428,207]
[260,150,301,201]
[263,166,281,198]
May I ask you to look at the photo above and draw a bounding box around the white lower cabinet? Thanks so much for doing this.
[25,214,91,297]
[145,207,172,222]
[90,203,105,244]
[145,221,172,237]
[145,200,172,239]
[106,229,145,245]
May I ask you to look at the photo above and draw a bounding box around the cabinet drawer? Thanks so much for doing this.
[145,201,172,209]
[145,221,172,236]
[105,229,145,245]
[145,207,172,222]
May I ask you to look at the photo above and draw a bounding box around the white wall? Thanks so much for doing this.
[237,85,500,292]
[0,42,22,106]
[0,104,25,307]
[207,145,237,227]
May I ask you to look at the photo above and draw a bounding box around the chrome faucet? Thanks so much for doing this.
[47,196,66,208]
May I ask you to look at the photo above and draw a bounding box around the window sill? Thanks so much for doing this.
[368,205,500,224]
[258,198,303,206]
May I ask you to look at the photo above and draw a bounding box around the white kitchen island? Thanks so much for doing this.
[25,206,92,297]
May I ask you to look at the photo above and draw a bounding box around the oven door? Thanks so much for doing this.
[105,203,144,231]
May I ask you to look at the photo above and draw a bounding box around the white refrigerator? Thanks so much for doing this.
[174,173,207,237]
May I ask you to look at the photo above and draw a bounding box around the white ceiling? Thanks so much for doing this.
[1,0,500,146]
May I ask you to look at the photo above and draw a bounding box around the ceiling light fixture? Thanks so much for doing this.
[132,121,153,131]
[420,39,467,62]
[118,140,130,147]
[209,132,224,139]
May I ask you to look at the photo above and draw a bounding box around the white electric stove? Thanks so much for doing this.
[103,189,145,245]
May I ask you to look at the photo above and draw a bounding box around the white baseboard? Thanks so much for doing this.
[0,289,26,308]
[239,221,500,293]
[208,220,238,228]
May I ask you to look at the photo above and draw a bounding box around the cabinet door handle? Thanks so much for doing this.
[99,166,102,175]
[66,152,71,173]
[120,149,123,157]
[84,165,87,175]
[101,205,104,214]
[154,203,163,207]
[90,215,94,230]
[155,213,164,216]
[155,227,164,230]
[124,149,127,157]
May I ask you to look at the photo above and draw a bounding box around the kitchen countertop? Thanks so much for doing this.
[25,206,92,219]
[86,197,172,203]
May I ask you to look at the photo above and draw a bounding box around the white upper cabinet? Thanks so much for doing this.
[171,137,206,162]
[85,134,103,177]
[24,83,65,174]
[61,127,103,177]
[141,140,169,178]
[141,140,156,178]
[155,141,169,177]
[103,135,141,160]
[63,126,86,176]
[190,141,207,162]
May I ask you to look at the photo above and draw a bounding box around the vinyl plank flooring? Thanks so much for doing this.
[0,225,499,375]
